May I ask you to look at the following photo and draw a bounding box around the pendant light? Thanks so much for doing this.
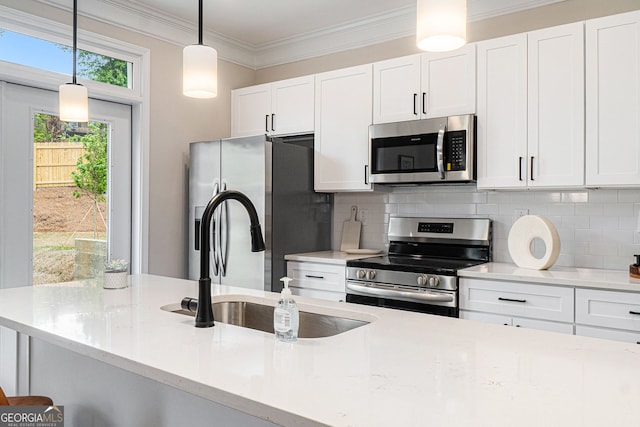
[183,0,218,98]
[416,0,467,52]
[59,0,88,122]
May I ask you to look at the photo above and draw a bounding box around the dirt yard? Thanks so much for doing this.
[33,187,107,284]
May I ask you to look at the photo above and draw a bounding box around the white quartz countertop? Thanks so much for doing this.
[284,250,382,264]
[1,275,640,426]
[460,262,640,292]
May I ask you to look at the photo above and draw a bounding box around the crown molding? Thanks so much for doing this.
[27,0,564,70]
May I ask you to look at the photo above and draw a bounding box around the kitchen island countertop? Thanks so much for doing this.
[1,274,639,426]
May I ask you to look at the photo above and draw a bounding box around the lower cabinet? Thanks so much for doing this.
[575,288,640,344]
[460,310,574,334]
[286,261,346,302]
[459,278,574,335]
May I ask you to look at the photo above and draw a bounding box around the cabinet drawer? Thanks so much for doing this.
[459,278,574,322]
[575,288,640,332]
[286,261,346,293]
[576,325,640,345]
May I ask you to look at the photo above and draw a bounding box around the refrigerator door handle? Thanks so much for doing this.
[210,181,220,277]
[219,181,230,277]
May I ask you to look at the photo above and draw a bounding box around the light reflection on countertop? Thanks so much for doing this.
[0,274,639,426]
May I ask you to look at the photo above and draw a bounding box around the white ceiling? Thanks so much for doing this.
[34,0,565,68]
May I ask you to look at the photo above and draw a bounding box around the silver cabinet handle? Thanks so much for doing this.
[346,282,453,302]
[436,124,446,179]
[364,165,369,185]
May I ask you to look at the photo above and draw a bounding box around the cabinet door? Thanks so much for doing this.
[270,76,314,135]
[231,84,271,137]
[421,44,476,118]
[586,11,640,186]
[512,316,574,334]
[314,64,373,192]
[576,325,640,345]
[476,34,528,189]
[528,23,585,188]
[372,54,421,124]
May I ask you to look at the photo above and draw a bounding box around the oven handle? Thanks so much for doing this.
[346,282,454,303]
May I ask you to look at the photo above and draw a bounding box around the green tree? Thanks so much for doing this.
[58,46,128,87]
[71,122,108,237]
[78,51,128,87]
[34,113,65,142]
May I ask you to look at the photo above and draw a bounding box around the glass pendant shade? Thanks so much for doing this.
[416,0,467,52]
[183,44,218,98]
[59,83,88,122]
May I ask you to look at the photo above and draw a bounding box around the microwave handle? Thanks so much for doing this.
[437,124,446,179]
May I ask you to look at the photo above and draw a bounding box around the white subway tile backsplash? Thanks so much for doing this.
[561,192,589,203]
[331,187,638,270]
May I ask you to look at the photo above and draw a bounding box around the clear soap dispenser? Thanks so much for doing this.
[274,277,299,342]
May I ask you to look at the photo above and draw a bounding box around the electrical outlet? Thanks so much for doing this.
[514,209,529,218]
[359,209,368,224]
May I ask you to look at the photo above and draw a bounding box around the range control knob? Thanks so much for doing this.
[366,270,376,280]
[417,275,428,286]
[428,276,440,288]
[356,270,366,279]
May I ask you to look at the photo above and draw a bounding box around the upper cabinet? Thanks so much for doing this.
[372,44,476,124]
[586,11,640,187]
[231,75,314,137]
[314,64,373,192]
[477,23,585,189]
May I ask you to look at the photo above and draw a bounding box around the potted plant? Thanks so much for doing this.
[103,259,129,289]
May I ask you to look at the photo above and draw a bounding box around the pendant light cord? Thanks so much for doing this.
[198,0,203,45]
[72,0,78,84]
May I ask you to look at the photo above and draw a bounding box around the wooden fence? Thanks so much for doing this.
[33,142,84,189]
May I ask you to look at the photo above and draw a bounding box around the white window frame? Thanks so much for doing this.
[0,4,150,274]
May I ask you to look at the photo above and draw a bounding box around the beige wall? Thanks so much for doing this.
[255,0,640,83]
[1,0,256,278]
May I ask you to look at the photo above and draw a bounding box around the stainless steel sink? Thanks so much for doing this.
[162,298,371,338]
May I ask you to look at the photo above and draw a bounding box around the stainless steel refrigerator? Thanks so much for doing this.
[188,134,332,292]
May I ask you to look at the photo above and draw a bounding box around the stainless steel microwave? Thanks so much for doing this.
[368,114,476,185]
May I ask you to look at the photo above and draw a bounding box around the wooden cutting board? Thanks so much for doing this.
[340,206,361,252]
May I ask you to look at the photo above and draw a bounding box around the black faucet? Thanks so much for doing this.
[194,190,265,328]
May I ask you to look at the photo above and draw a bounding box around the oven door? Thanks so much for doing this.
[345,280,459,317]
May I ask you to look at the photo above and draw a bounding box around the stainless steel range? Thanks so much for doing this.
[346,217,492,317]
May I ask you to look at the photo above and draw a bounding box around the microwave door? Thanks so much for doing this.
[370,133,440,183]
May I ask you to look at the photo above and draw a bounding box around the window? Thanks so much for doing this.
[0,29,132,89]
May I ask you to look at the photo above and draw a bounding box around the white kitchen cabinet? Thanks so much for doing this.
[286,261,347,302]
[477,23,584,189]
[575,288,640,343]
[231,75,314,137]
[314,64,373,192]
[459,278,574,334]
[461,310,574,334]
[477,33,528,189]
[586,11,640,187]
[372,45,476,124]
